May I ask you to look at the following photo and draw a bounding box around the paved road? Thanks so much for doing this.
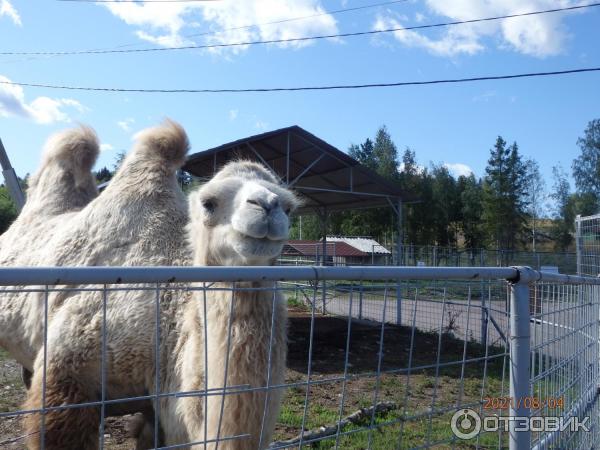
[325,294,509,346]
[323,293,597,362]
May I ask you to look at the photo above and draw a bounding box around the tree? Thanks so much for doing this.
[348,139,376,170]
[95,167,112,183]
[113,151,127,172]
[289,215,321,240]
[550,166,572,250]
[430,164,460,246]
[459,174,485,249]
[572,119,600,198]
[549,166,596,251]
[0,186,17,234]
[481,137,528,250]
[336,127,403,242]
[524,159,546,251]
[372,126,400,181]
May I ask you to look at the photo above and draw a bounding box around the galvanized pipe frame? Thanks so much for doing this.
[0,266,519,286]
[2,265,599,286]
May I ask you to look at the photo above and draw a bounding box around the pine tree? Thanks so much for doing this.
[460,174,484,249]
[430,164,460,246]
[572,119,600,199]
[372,126,400,181]
[0,186,17,234]
[482,137,528,250]
[95,167,113,183]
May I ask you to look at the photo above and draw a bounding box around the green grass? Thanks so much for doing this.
[274,322,509,449]
[287,296,309,310]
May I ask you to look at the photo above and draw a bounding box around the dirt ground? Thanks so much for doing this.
[0,308,504,449]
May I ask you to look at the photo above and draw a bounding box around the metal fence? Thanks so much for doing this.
[397,245,577,274]
[576,213,600,276]
[0,266,598,449]
[280,243,578,274]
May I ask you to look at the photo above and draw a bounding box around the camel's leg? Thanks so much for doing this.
[22,125,99,217]
[21,366,32,389]
[23,363,100,450]
[125,410,164,450]
[22,304,104,450]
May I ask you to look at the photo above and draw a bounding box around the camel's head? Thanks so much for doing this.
[189,161,301,266]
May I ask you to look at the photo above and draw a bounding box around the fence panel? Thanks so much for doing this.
[576,213,600,276]
[0,266,598,449]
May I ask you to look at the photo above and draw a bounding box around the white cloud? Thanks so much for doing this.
[255,119,268,130]
[414,12,426,23]
[398,162,425,174]
[374,0,585,58]
[444,162,474,178]
[102,0,338,53]
[1,0,21,26]
[100,143,115,152]
[229,109,238,120]
[0,76,85,124]
[472,90,497,102]
[117,118,135,132]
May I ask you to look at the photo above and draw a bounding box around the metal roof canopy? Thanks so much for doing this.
[183,125,409,215]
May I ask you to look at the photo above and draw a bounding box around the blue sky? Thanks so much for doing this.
[0,0,599,195]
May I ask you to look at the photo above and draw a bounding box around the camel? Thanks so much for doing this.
[0,121,299,449]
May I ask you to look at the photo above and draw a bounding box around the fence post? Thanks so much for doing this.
[576,215,582,276]
[480,281,487,347]
[396,280,402,326]
[509,267,533,450]
[358,285,363,320]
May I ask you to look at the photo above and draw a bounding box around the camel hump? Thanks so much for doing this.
[132,119,189,169]
[41,125,99,173]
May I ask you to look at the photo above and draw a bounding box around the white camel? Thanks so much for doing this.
[0,121,299,449]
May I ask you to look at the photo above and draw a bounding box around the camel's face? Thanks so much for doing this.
[192,162,300,266]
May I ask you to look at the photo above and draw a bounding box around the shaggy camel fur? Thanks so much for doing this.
[0,121,299,449]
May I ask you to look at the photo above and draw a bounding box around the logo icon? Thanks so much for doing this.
[451,408,481,439]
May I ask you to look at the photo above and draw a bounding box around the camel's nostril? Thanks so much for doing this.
[247,198,275,213]
[247,199,265,210]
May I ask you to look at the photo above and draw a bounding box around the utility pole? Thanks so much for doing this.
[0,137,25,212]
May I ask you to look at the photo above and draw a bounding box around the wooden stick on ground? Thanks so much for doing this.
[269,401,397,448]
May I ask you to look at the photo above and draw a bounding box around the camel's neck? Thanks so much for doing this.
[199,284,287,449]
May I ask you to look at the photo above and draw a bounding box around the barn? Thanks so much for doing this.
[182,125,411,265]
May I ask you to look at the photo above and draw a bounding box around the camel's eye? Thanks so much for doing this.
[202,199,216,213]
[285,208,291,215]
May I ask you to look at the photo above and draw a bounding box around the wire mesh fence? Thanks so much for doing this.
[576,213,600,276]
[0,266,598,449]
[279,243,577,274]
[290,279,510,347]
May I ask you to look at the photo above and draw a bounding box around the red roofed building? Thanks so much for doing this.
[282,239,391,266]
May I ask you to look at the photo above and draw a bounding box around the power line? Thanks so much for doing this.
[76,0,409,54]
[2,2,598,56]
[1,67,598,94]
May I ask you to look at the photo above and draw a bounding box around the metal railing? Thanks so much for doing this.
[0,266,598,449]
